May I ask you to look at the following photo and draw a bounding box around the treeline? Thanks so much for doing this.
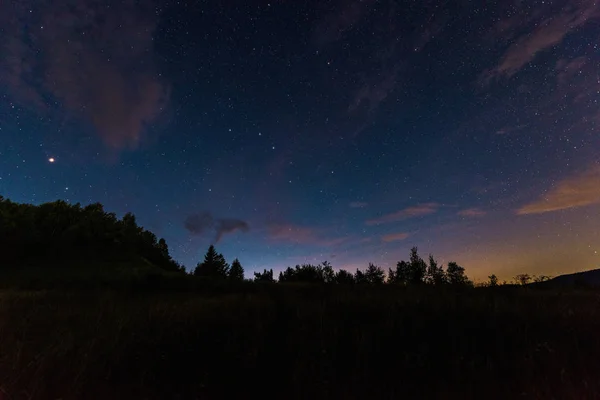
[0,197,183,272]
[192,244,473,286]
[3,197,549,287]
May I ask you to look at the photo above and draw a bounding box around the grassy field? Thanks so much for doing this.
[0,282,599,399]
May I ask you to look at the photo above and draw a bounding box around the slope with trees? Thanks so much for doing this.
[0,196,182,273]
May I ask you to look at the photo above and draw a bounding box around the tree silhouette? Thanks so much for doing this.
[533,275,551,283]
[514,274,531,286]
[408,247,427,284]
[321,261,335,283]
[426,254,446,285]
[354,269,368,284]
[389,261,411,285]
[278,263,335,283]
[335,269,355,284]
[364,263,385,284]
[194,245,229,278]
[229,258,244,281]
[254,269,274,282]
[447,262,470,286]
[488,274,499,287]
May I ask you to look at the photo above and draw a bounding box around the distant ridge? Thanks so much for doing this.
[544,268,600,287]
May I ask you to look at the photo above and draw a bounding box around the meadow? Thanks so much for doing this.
[0,279,599,399]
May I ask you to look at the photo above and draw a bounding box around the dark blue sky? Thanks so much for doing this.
[1,0,599,280]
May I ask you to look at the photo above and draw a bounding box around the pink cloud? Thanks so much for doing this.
[366,203,439,226]
[381,232,410,242]
[481,1,599,83]
[458,208,487,218]
[556,57,587,85]
[267,224,346,246]
[517,166,600,215]
[0,0,170,150]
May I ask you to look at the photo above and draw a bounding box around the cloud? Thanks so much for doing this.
[556,57,587,86]
[184,212,214,235]
[267,223,346,246]
[550,55,600,132]
[381,232,410,243]
[458,208,487,217]
[349,201,368,208]
[517,166,600,215]
[184,212,250,242]
[366,203,439,225]
[268,224,316,244]
[214,218,250,243]
[0,0,169,150]
[482,1,599,82]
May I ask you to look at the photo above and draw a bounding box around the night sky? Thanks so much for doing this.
[1,0,599,281]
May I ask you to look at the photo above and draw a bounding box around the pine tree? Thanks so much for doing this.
[215,253,230,277]
[194,245,229,278]
[229,258,244,281]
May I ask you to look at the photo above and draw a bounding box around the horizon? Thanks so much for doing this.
[1,0,599,282]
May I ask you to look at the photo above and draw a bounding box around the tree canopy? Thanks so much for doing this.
[0,196,182,272]
[254,269,274,282]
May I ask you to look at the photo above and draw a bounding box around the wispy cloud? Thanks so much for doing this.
[267,223,346,246]
[349,201,368,208]
[0,0,170,150]
[556,57,587,86]
[366,203,439,226]
[458,208,487,218]
[517,166,600,215]
[381,232,410,242]
[215,219,250,243]
[481,1,599,82]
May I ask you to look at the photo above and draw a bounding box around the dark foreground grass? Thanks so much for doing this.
[0,283,599,399]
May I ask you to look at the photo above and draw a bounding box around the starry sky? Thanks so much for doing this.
[1,0,599,281]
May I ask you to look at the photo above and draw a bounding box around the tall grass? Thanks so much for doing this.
[0,283,599,399]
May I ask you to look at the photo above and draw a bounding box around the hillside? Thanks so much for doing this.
[0,196,183,274]
[546,268,600,287]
